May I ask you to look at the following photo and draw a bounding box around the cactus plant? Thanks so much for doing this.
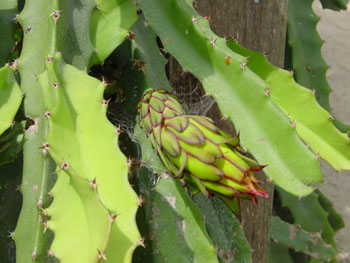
[0,155,22,263]
[286,0,350,132]
[89,0,139,67]
[270,216,337,261]
[0,66,22,136]
[319,0,348,11]
[270,187,345,262]
[287,0,332,111]
[37,54,140,262]
[134,167,218,263]
[227,41,350,171]
[0,0,348,262]
[133,121,251,263]
[0,121,24,165]
[135,0,327,197]
[0,0,18,66]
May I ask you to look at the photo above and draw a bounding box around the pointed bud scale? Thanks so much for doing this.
[137,90,268,204]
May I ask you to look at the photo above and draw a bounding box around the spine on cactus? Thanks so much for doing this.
[138,89,268,204]
[135,0,324,197]
[13,1,58,261]
[37,54,140,263]
[13,0,141,260]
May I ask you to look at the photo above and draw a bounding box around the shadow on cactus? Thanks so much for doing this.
[137,89,269,217]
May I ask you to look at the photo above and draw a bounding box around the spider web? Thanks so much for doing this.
[107,82,216,139]
[174,84,216,116]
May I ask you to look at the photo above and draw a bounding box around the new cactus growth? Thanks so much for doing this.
[138,90,268,204]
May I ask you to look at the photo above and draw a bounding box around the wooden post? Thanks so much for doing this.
[169,0,288,262]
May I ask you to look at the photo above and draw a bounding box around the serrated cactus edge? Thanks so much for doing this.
[13,1,58,261]
[38,54,140,263]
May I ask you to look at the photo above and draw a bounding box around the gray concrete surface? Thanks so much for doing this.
[313,2,350,261]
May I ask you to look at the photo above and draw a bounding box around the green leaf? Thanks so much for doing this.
[89,0,139,67]
[0,66,22,136]
[0,0,17,66]
[136,0,322,196]
[134,167,218,263]
[270,216,337,261]
[40,54,140,262]
[227,41,350,171]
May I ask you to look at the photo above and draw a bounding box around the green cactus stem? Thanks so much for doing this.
[287,0,331,110]
[270,216,337,261]
[89,0,139,67]
[319,0,348,10]
[276,187,344,249]
[227,40,350,171]
[0,65,22,136]
[134,167,218,263]
[39,54,140,263]
[0,121,24,165]
[13,1,59,261]
[0,0,17,66]
[136,0,323,197]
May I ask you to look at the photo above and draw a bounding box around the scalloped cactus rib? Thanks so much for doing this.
[114,16,172,115]
[276,187,344,249]
[136,0,322,196]
[0,0,17,66]
[319,0,348,10]
[46,170,111,262]
[40,54,140,263]
[14,1,60,261]
[269,242,293,263]
[133,16,172,93]
[0,66,22,135]
[270,216,336,261]
[89,0,139,67]
[227,41,350,171]
[55,0,96,70]
[287,0,331,111]
[14,0,131,260]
